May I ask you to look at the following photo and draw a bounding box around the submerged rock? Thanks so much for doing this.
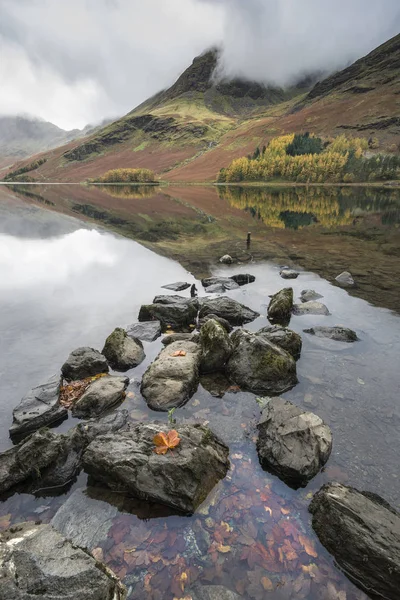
[257,398,332,488]
[300,289,323,303]
[191,585,241,600]
[267,288,293,326]
[9,374,67,440]
[71,375,129,419]
[82,423,230,514]
[199,313,233,333]
[257,325,302,360]
[199,319,232,374]
[139,296,198,332]
[0,522,126,600]
[102,327,145,371]
[304,326,358,342]
[280,268,299,279]
[293,301,330,316]
[141,341,201,410]
[335,271,355,287]
[219,255,233,264]
[126,321,161,342]
[226,329,297,395]
[309,482,400,600]
[230,274,256,286]
[199,297,259,326]
[202,277,240,292]
[61,347,109,382]
[161,281,191,291]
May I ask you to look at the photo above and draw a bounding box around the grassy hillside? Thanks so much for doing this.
[4,34,400,183]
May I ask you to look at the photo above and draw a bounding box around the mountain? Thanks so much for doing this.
[4,34,400,183]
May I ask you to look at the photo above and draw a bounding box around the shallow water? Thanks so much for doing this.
[0,187,399,600]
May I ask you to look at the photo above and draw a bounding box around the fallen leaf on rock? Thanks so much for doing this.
[171,350,187,357]
[153,430,181,454]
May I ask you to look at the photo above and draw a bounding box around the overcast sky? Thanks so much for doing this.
[0,0,399,130]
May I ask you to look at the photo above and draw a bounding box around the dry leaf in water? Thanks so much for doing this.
[153,430,181,455]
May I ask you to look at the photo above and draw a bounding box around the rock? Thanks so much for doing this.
[0,522,126,599]
[309,483,400,600]
[161,282,191,291]
[139,296,198,332]
[280,268,299,279]
[257,325,302,360]
[71,375,129,419]
[300,289,323,303]
[199,319,233,374]
[102,327,145,371]
[226,329,297,395]
[219,255,233,264]
[9,374,67,441]
[230,274,256,286]
[126,321,161,342]
[335,271,355,287]
[200,373,231,398]
[61,347,109,382]
[257,398,332,488]
[82,423,230,514]
[199,297,259,326]
[267,288,293,326]
[303,326,358,342]
[293,301,330,316]
[191,585,241,600]
[141,341,201,411]
[198,314,233,333]
[202,277,240,291]
[52,488,118,549]
[161,333,197,346]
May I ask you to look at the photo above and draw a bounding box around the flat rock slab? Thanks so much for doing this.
[257,325,302,360]
[304,326,358,342]
[280,269,299,279]
[161,333,197,346]
[82,423,230,514]
[10,374,67,440]
[161,282,191,291]
[257,398,332,488]
[139,296,198,332]
[0,522,126,600]
[71,375,129,419]
[126,321,161,342]
[268,288,293,326]
[201,277,240,293]
[199,297,259,326]
[300,289,323,303]
[309,482,400,600]
[61,347,109,382]
[293,301,330,316]
[102,327,145,371]
[141,341,201,410]
[335,271,355,287]
[226,329,298,395]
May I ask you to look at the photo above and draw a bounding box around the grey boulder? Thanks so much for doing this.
[267,288,293,326]
[61,347,109,382]
[199,319,232,374]
[293,301,330,316]
[71,375,129,419]
[202,277,240,292]
[226,329,298,395]
[199,296,259,326]
[141,341,201,410]
[139,295,198,332]
[199,313,233,333]
[257,398,332,488]
[82,423,230,514]
[309,482,400,600]
[280,268,299,279]
[304,326,358,342]
[335,271,355,287]
[9,374,67,440]
[0,522,126,600]
[300,289,323,303]
[102,327,145,371]
[257,325,302,360]
[161,281,191,291]
[219,254,233,264]
[126,320,161,342]
[230,274,255,286]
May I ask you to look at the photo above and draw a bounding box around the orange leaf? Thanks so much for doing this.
[153,430,181,454]
[171,350,186,357]
[299,535,318,558]
[261,577,274,591]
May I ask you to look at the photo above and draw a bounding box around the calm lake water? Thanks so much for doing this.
[0,184,399,600]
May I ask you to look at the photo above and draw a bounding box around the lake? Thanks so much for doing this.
[0,183,399,600]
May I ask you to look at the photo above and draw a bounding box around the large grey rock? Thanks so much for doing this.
[0,522,126,600]
[202,277,240,292]
[280,268,299,279]
[199,319,232,374]
[161,281,191,291]
[300,289,323,303]
[102,327,145,371]
[141,341,201,411]
[61,347,109,382]
[71,375,129,419]
[191,586,241,600]
[52,488,118,549]
[139,296,198,332]
[230,274,255,286]
[226,329,297,395]
[126,321,161,342]
[199,297,259,326]
[303,326,358,342]
[257,398,332,488]
[257,325,302,360]
[335,271,355,287]
[199,313,233,333]
[309,483,400,600]
[9,374,67,440]
[267,288,293,326]
[293,301,330,316]
[82,423,229,514]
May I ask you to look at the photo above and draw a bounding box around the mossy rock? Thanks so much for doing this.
[102,328,145,372]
